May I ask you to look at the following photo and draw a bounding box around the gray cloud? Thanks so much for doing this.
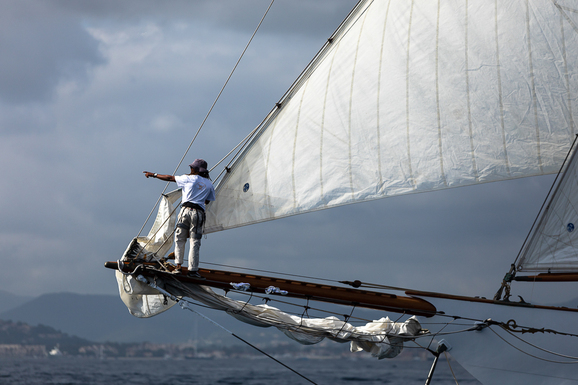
[48,0,357,37]
[0,1,105,105]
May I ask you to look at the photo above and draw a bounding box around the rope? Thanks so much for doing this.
[512,134,578,268]
[488,326,578,364]
[174,0,276,177]
[202,262,341,284]
[444,351,460,385]
[136,0,276,238]
[162,275,424,345]
[138,275,318,384]
[496,323,578,360]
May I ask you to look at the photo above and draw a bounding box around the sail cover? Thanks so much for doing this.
[517,145,578,272]
[206,0,578,233]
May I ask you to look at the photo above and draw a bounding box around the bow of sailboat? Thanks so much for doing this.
[106,0,578,383]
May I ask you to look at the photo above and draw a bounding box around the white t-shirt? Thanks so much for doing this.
[175,175,216,210]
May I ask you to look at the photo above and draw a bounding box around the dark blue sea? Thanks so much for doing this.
[0,357,481,384]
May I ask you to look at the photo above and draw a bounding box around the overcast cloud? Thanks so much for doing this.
[0,0,573,307]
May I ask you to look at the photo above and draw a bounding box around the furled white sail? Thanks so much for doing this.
[206,0,578,233]
[517,144,578,272]
[137,278,424,359]
[115,189,182,318]
[122,189,181,261]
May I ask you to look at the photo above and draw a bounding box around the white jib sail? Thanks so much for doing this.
[517,144,578,272]
[206,0,578,233]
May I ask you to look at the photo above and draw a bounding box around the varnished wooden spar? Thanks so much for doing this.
[514,273,578,282]
[105,261,437,317]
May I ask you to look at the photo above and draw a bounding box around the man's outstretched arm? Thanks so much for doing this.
[143,171,176,182]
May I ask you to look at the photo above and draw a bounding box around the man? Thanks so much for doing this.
[143,159,216,278]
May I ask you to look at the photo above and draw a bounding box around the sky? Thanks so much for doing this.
[1,0,575,307]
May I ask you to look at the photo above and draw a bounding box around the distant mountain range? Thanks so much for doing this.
[0,291,282,345]
[0,290,32,313]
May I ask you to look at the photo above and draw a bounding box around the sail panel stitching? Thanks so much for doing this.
[526,0,543,173]
[320,41,342,206]
[495,0,511,177]
[347,7,370,199]
[465,0,479,182]
[264,115,280,218]
[405,0,416,188]
[435,0,448,187]
[292,79,310,211]
[559,7,575,137]
[376,0,392,192]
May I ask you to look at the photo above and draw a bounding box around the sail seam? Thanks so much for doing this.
[377,0,392,192]
[320,41,342,206]
[465,0,479,182]
[348,7,370,199]
[558,6,575,137]
[526,0,543,173]
[264,113,281,218]
[556,4,578,34]
[292,79,310,211]
[406,0,416,188]
[435,0,447,187]
[516,137,578,271]
[495,0,511,177]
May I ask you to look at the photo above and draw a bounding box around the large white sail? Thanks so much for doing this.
[205,0,578,233]
[517,143,578,272]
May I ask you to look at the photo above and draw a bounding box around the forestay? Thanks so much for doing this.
[517,144,578,272]
[205,0,578,233]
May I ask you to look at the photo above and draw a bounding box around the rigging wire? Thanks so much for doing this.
[163,275,423,345]
[140,277,319,385]
[493,134,578,300]
[511,134,578,268]
[488,326,578,364]
[209,0,375,185]
[177,281,578,363]
[136,0,276,238]
[444,351,460,385]
[496,323,578,360]
[163,267,578,365]
[208,123,263,182]
[202,261,343,284]
[131,264,578,368]
[175,291,422,352]
[173,0,276,177]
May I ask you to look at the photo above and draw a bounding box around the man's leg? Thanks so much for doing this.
[188,209,203,272]
[174,209,190,268]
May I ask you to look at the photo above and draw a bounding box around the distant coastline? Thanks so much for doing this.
[0,319,432,360]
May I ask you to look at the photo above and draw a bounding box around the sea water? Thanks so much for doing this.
[0,357,481,384]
